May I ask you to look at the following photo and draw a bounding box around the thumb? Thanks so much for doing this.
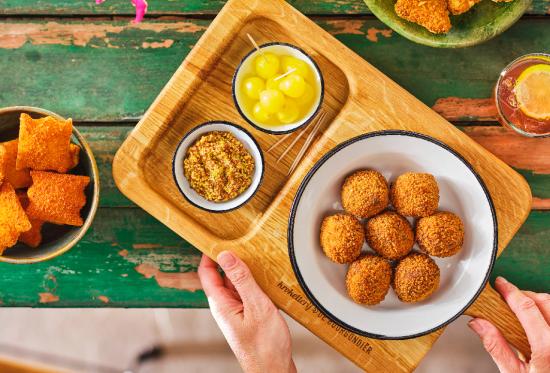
[217,251,272,314]
[468,318,525,373]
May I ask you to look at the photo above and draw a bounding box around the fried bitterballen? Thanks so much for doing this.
[320,213,364,264]
[346,254,392,305]
[366,211,414,260]
[393,253,440,303]
[27,171,90,226]
[391,172,439,218]
[395,0,451,34]
[341,170,389,219]
[416,211,464,257]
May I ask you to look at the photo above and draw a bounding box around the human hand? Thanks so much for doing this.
[198,251,297,373]
[469,276,550,373]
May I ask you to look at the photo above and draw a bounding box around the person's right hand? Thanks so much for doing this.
[469,276,550,373]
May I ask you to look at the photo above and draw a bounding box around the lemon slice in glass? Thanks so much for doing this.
[514,64,550,120]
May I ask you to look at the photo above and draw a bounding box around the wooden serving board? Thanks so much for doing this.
[113,0,532,370]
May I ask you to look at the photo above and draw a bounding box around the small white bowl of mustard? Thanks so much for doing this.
[173,121,264,213]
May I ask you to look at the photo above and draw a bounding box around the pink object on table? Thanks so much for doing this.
[95,0,148,23]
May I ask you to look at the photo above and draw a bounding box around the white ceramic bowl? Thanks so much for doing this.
[173,121,264,212]
[232,42,324,135]
[288,130,497,339]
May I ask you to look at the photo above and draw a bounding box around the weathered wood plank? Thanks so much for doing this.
[0,19,548,121]
[77,126,550,209]
[0,207,546,307]
[492,211,550,293]
[462,126,550,210]
[0,0,547,16]
[79,126,133,207]
[0,208,207,308]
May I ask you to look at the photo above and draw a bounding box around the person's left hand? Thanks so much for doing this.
[198,251,296,373]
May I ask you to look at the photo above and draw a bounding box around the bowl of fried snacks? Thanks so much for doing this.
[0,106,99,263]
[364,0,531,47]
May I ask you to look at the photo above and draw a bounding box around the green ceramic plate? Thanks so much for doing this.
[364,0,532,48]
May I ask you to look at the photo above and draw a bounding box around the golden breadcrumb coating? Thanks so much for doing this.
[341,170,389,219]
[366,211,414,260]
[0,182,31,253]
[27,171,90,226]
[447,0,481,14]
[320,213,364,264]
[69,143,81,170]
[17,191,44,248]
[391,172,439,217]
[17,113,77,173]
[395,0,451,34]
[0,140,32,189]
[19,220,44,248]
[346,254,392,305]
[416,211,464,257]
[393,252,440,303]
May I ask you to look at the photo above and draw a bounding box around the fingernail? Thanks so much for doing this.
[217,251,236,269]
[496,276,508,285]
[468,319,484,333]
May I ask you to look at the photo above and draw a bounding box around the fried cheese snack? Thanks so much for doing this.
[0,140,32,189]
[17,191,45,248]
[395,0,451,34]
[0,182,32,254]
[69,143,81,169]
[27,171,90,226]
[17,114,78,173]
[447,0,481,14]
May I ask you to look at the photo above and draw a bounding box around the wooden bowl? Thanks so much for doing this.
[364,0,531,48]
[0,106,100,264]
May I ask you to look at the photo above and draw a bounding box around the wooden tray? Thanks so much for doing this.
[113,0,532,370]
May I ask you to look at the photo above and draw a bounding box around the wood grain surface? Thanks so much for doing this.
[0,18,549,121]
[112,0,536,370]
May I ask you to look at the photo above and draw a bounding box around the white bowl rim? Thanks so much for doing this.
[287,129,498,340]
[232,42,325,135]
[172,121,265,213]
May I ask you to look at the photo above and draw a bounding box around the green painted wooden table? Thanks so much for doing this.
[0,0,548,307]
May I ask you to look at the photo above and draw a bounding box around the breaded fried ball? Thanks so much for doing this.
[320,213,364,264]
[393,253,440,303]
[346,254,392,305]
[391,172,439,217]
[341,170,389,219]
[365,211,414,260]
[416,211,464,257]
